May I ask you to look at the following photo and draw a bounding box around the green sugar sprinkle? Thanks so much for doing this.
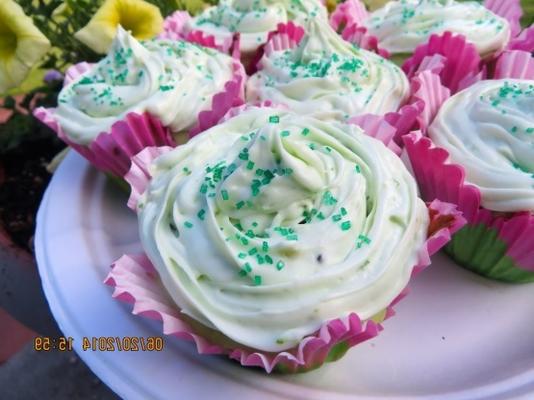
[246,230,255,238]
[332,214,342,222]
[308,143,316,150]
[265,255,273,264]
[235,200,245,209]
[301,127,310,136]
[252,222,258,227]
[280,130,290,137]
[322,191,338,206]
[238,252,247,259]
[244,263,252,273]
[269,115,280,124]
[246,160,255,170]
[241,237,249,246]
[355,165,361,173]
[255,168,264,176]
[200,184,208,194]
[340,207,347,216]
[341,221,352,231]
[184,221,193,229]
[239,269,247,277]
[238,148,249,161]
[262,241,269,252]
[527,128,534,134]
[197,209,206,221]
[356,234,371,248]
[248,247,258,256]
[253,275,262,286]
[221,190,229,200]
[256,254,265,264]
[511,126,518,134]
[316,211,326,220]
[182,166,191,175]
[276,260,285,271]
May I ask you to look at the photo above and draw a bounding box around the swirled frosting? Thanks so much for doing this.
[246,21,409,120]
[364,0,511,57]
[429,79,534,212]
[186,0,328,53]
[138,107,429,352]
[54,27,236,145]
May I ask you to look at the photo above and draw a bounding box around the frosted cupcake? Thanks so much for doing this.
[184,0,328,55]
[405,78,534,283]
[34,27,245,178]
[363,0,510,58]
[246,20,409,121]
[106,106,463,372]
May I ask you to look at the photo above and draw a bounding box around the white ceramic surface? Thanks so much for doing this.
[35,152,534,400]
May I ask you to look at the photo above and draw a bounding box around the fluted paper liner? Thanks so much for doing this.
[105,199,464,373]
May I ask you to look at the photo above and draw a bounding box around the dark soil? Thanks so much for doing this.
[0,131,65,252]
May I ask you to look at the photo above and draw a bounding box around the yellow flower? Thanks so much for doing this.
[0,0,51,93]
[363,0,390,11]
[75,0,164,54]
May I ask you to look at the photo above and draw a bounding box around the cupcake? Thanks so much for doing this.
[106,105,463,372]
[362,0,511,59]
[183,0,328,55]
[34,26,245,178]
[246,20,409,122]
[404,78,534,283]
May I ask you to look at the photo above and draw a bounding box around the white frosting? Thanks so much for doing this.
[187,0,328,53]
[429,79,534,212]
[54,27,235,145]
[246,21,409,121]
[364,0,511,57]
[138,107,429,352]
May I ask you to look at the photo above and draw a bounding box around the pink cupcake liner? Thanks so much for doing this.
[189,58,246,137]
[64,62,93,86]
[33,108,175,178]
[402,32,482,94]
[330,0,369,33]
[493,50,534,80]
[483,0,523,38]
[159,11,191,41]
[341,24,389,58]
[508,26,534,52]
[403,132,534,272]
[105,199,464,373]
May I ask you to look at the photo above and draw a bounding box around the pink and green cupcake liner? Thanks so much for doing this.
[104,115,464,372]
[33,50,246,179]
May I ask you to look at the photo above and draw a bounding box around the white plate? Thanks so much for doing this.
[36,152,534,400]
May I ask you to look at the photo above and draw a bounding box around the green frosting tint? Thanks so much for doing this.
[446,224,534,284]
[138,107,428,353]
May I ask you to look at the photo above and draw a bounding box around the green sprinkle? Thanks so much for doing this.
[332,214,342,222]
[244,263,252,272]
[317,212,326,220]
[301,127,310,136]
[308,143,316,150]
[238,252,247,259]
[197,209,206,220]
[236,201,245,209]
[255,169,264,176]
[248,248,258,256]
[262,241,269,252]
[340,207,347,216]
[256,254,265,264]
[252,222,258,227]
[276,260,285,271]
[239,269,247,277]
[269,115,280,124]
[246,230,255,238]
[341,221,352,231]
[322,191,338,206]
[182,166,191,175]
[355,165,361,173]
[200,184,208,194]
[253,275,262,286]
[280,130,290,137]
[221,190,229,200]
[246,160,255,170]
[265,255,273,264]
[184,221,193,228]
[241,237,249,246]
[527,128,534,134]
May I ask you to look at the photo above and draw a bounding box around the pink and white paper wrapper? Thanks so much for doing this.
[33,53,246,178]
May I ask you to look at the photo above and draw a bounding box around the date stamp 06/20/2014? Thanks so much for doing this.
[33,336,164,352]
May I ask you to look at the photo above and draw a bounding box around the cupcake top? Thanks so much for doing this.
[54,27,236,145]
[186,0,328,53]
[364,0,511,57]
[246,21,409,121]
[137,106,429,352]
[429,79,534,212]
